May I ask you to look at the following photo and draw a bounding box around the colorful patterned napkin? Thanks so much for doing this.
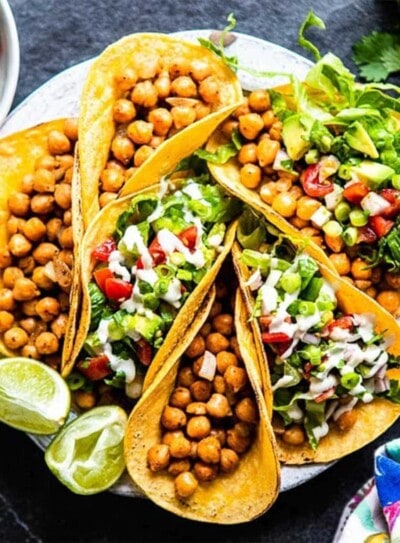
[333,439,400,543]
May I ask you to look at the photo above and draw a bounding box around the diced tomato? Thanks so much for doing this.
[275,340,292,356]
[137,237,166,269]
[94,268,115,292]
[178,226,198,251]
[92,238,117,262]
[327,315,353,333]
[300,163,334,198]
[315,386,336,404]
[380,188,400,219]
[104,278,133,301]
[77,355,112,381]
[357,226,377,244]
[262,332,291,344]
[303,362,313,380]
[136,339,153,366]
[343,182,369,205]
[369,215,395,239]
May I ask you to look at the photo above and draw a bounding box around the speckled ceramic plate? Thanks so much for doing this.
[0,30,333,494]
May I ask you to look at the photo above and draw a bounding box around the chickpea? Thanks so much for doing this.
[186,415,211,440]
[63,118,78,141]
[170,76,197,98]
[168,459,191,476]
[3,327,29,350]
[194,101,211,120]
[209,300,222,318]
[256,138,280,167]
[193,461,218,482]
[35,297,61,322]
[169,386,191,409]
[19,317,37,334]
[17,256,35,275]
[235,397,258,423]
[149,135,165,149]
[63,167,73,185]
[35,332,59,355]
[31,267,54,290]
[20,173,34,194]
[269,120,283,141]
[240,163,262,189]
[185,335,205,359]
[212,314,233,336]
[216,351,238,374]
[198,76,220,104]
[50,313,68,338]
[229,337,242,361]
[111,135,135,165]
[190,59,212,81]
[99,192,118,208]
[58,227,74,249]
[0,249,12,269]
[282,424,306,446]
[161,405,187,431]
[351,258,372,280]
[238,143,257,165]
[197,436,221,464]
[171,105,197,130]
[8,192,31,217]
[248,89,271,112]
[21,217,46,243]
[21,299,38,316]
[2,267,24,289]
[354,279,372,291]
[260,182,277,205]
[133,145,154,167]
[206,393,231,418]
[131,80,158,108]
[205,332,230,354]
[115,66,138,90]
[63,210,72,227]
[174,471,198,498]
[233,99,250,119]
[177,366,196,387]
[336,409,358,432]
[8,233,31,258]
[48,130,71,154]
[57,154,74,171]
[213,375,226,394]
[46,218,63,241]
[385,271,400,289]
[296,196,320,221]
[238,113,264,140]
[261,109,276,129]
[33,243,59,265]
[127,120,153,145]
[74,390,96,410]
[0,310,14,332]
[99,168,124,193]
[12,278,40,301]
[190,379,213,402]
[220,448,239,473]
[154,71,171,98]
[112,98,136,124]
[376,290,400,314]
[186,402,207,415]
[161,430,184,446]
[30,194,54,215]
[169,435,192,458]
[21,344,40,360]
[147,444,170,472]
[224,365,248,393]
[148,108,173,137]
[272,192,297,218]
[32,168,56,193]
[226,427,251,453]
[54,183,72,210]
[324,234,344,254]
[220,119,239,139]
[7,215,25,236]
[199,322,212,338]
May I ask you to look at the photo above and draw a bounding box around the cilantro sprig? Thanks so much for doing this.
[353,31,400,82]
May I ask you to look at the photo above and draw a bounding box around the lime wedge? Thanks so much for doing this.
[45,406,128,495]
[0,357,71,434]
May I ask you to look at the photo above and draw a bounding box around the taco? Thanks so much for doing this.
[233,210,400,463]
[124,265,280,524]
[78,33,242,229]
[0,119,80,375]
[70,158,242,410]
[206,53,400,320]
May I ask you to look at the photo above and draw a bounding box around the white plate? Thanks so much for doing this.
[1,30,333,493]
[0,0,20,126]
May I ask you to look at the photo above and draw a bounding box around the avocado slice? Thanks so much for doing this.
[344,121,379,159]
[282,113,313,161]
[350,160,395,188]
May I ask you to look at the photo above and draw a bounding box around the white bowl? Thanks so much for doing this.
[0,0,19,125]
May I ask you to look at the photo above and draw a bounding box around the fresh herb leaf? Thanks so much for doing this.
[88,283,106,330]
[198,13,238,72]
[353,31,400,82]
[297,10,326,62]
[194,143,239,164]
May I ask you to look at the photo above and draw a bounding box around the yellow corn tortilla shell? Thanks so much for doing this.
[0,121,79,370]
[79,33,243,229]
[124,288,280,524]
[233,240,400,464]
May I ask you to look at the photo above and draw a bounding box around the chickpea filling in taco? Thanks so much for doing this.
[74,161,241,406]
[208,53,400,316]
[236,213,400,451]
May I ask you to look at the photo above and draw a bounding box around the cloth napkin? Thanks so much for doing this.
[333,438,400,543]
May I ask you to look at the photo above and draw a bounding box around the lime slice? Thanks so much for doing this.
[45,406,127,495]
[0,357,71,434]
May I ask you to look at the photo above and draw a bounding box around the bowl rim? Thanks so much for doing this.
[0,0,20,125]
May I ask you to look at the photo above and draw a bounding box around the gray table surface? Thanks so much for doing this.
[1,0,400,542]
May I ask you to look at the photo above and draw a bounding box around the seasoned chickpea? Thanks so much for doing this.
[7,215,25,235]
[169,387,192,409]
[18,256,35,275]
[216,351,238,373]
[185,335,205,359]
[21,299,37,316]
[149,135,165,149]
[3,327,29,350]
[261,109,277,129]
[0,248,12,269]
[269,120,283,140]
[63,118,79,141]
[147,444,170,472]
[282,424,306,446]
[177,366,195,387]
[220,448,239,473]
[20,173,34,194]
[385,271,400,289]
[50,313,68,338]
[12,278,40,301]
[194,101,211,120]
[197,436,221,464]
[57,154,74,171]
[256,138,280,167]
[336,409,358,431]
[154,71,171,98]
[354,279,372,291]
[35,297,61,322]
[212,314,233,336]
[248,89,271,112]
[224,365,248,393]
[127,120,153,145]
[174,471,198,498]
[238,113,264,140]
[58,227,73,249]
[226,427,251,453]
[206,393,231,418]
[193,461,218,482]
[169,435,192,458]
[213,375,226,394]
[376,290,400,314]
[229,337,242,361]
[148,108,173,137]
[235,397,258,423]
[19,317,38,334]
[48,130,71,154]
[186,415,211,440]
[205,332,230,354]
[100,169,125,193]
[35,332,59,355]
[33,242,59,265]
[325,234,344,254]
[113,99,136,124]
[190,380,213,402]
[238,143,257,165]
[111,135,135,165]
[351,258,372,280]
[30,194,54,215]
[220,119,239,139]
[0,311,14,332]
[168,459,191,476]
[161,405,187,431]
[190,59,212,81]
[115,66,138,90]
[54,183,72,209]
[133,145,154,167]
[199,322,212,338]
[161,430,184,446]
[209,301,222,318]
[186,402,207,415]
[296,196,320,221]
[131,80,158,108]
[2,267,24,289]
[8,233,32,257]
[240,163,262,189]
[8,192,31,217]
[22,217,47,242]
[170,76,197,98]
[46,218,63,241]
[21,344,40,360]
[99,192,118,208]
[74,390,96,410]
[171,105,197,130]
[259,182,277,205]
[198,76,220,104]
[32,267,54,290]
[33,168,56,193]
[272,192,297,218]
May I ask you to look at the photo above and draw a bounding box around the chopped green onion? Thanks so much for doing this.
[66,372,86,391]
[170,252,185,266]
[335,201,351,222]
[319,310,334,327]
[338,164,353,181]
[280,272,301,293]
[154,279,169,296]
[177,269,192,281]
[342,226,358,246]
[349,209,368,227]
[322,220,343,237]
[303,277,324,301]
[301,345,322,365]
[305,149,320,164]
[392,174,400,190]
[340,372,361,390]
[298,300,316,316]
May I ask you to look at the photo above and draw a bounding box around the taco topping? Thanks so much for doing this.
[241,244,400,450]
[76,176,241,402]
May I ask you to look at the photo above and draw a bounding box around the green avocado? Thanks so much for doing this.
[282,114,313,161]
[350,160,395,187]
[344,121,379,159]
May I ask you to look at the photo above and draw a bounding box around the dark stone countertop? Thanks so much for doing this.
[1,0,400,541]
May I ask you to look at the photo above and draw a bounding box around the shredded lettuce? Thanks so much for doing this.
[297,10,326,62]
[88,283,106,330]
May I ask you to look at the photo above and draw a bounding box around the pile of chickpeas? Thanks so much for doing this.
[0,119,78,369]
[220,90,400,316]
[147,282,259,499]
[98,54,224,208]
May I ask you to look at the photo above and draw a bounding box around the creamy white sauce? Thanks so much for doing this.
[261,285,278,313]
[312,421,329,440]
[182,182,204,200]
[157,229,205,268]
[122,225,153,269]
[136,268,158,287]
[272,374,295,391]
[97,319,110,344]
[296,311,322,332]
[287,402,303,422]
[332,397,358,421]
[103,342,136,383]
[160,277,183,308]
[108,250,131,282]
[309,374,338,396]
[208,233,223,247]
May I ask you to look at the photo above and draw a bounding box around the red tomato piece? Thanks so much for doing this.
[136,238,166,269]
[380,188,400,219]
[303,362,313,380]
[92,238,117,262]
[315,386,336,404]
[136,339,153,366]
[94,268,115,292]
[77,355,111,381]
[178,226,198,251]
[104,278,133,301]
[327,315,353,333]
[262,332,291,343]
[369,215,395,238]
[357,226,378,244]
[343,182,369,205]
[300,163,334,198]
[275,340,292,356]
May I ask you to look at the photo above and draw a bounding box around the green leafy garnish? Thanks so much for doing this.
[297,10,326,62]
[194,143,238,164]
[353,31,400,82]
[198,13,238,72]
